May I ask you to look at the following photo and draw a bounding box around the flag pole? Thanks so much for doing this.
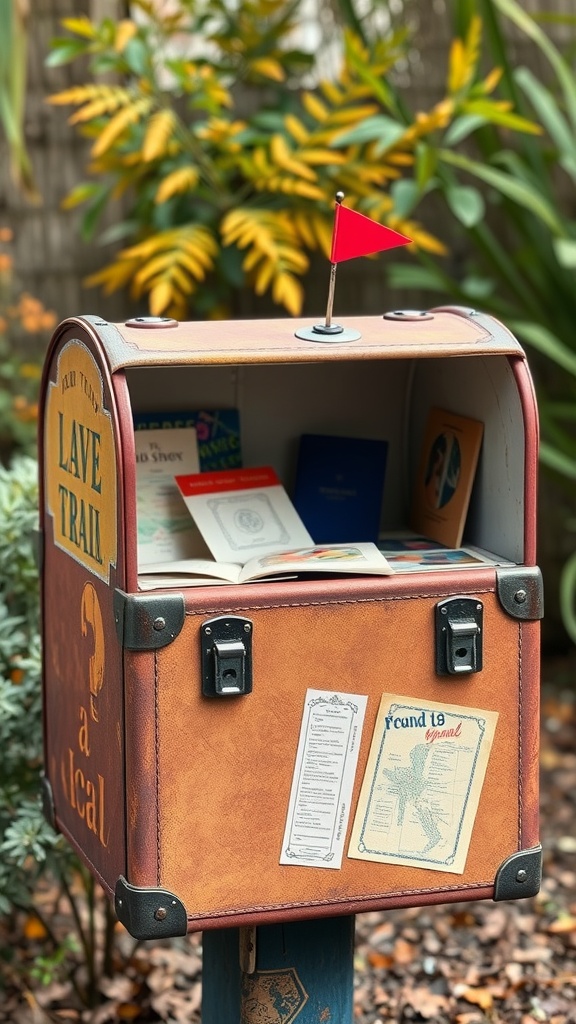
[323,191,344,330]
[312,191,345,336]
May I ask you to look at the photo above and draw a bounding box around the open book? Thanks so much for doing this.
[138,542,392,590]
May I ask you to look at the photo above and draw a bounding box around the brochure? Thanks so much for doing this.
[174,466,314,562]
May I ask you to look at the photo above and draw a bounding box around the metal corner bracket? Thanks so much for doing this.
[114,876,188,940]
[496,566,544,621]
[493,845,542,902]
[114,589,185,650]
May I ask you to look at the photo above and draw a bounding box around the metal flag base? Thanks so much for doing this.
[294,324,361,343]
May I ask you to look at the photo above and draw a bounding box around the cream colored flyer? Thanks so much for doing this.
[281,689,368,869]
[348,694,498,874]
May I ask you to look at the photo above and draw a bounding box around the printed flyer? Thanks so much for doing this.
[280,689,367,869]
[348,694,498,874]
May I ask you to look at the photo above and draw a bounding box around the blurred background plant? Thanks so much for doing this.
[382,0,576,640]
[0,0,38,201]
[0,227,55,463]
[0,456,123,1007]
[45,0,538,320]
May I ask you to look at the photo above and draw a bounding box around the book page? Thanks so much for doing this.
[135,428,202,566]
[280,689,368,870]
[239,542,392,581]
[348,694,498,874]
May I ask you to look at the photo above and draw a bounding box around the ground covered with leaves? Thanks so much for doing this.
[1,659,575,1024]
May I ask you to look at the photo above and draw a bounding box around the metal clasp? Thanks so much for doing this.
[201,616,253,696]
[435,597,483,676]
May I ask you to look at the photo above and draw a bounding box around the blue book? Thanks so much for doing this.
[293,434,388,544]
[133,409,241,472]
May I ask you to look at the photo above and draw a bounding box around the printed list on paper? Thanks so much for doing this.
[280,689,367,870]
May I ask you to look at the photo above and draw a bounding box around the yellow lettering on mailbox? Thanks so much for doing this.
[45,341,116,583]
[62,744,109,848]
[78,705,90,757]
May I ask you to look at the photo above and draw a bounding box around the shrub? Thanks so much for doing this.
[0,228,56,463]
[46,0,536,319]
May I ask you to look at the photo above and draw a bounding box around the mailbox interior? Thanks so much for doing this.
[125,353,526,566]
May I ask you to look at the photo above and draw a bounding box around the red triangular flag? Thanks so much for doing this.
[330,204,412,263]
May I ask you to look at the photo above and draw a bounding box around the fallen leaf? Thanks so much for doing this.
[547,915,576,934]
[393,938,415,965]
[453,984,493,1010]
[117,1005,140,1021]
[23,916,47,941]
[367,951,394,969]
[401,987,450,1019]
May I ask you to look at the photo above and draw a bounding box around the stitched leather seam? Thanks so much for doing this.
[183,588,496,617]
[186,883,494,920]
[154,652,161,886]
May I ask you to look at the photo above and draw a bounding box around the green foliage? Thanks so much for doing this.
[0,0,38,199]
[382,0,576,640]
[0,458,120,1007]
[46,0,535,318]
[0,228,56,463]
[0,456,61,916]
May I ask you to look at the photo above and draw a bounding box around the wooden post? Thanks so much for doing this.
[203,916,355,1024]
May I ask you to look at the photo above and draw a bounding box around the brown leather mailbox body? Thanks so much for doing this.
[40,308,542,940]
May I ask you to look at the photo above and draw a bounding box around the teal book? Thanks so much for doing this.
[293,434,388,544]
[133,409,241,471]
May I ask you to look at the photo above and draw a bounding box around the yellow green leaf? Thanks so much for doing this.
[142,109,176,162]
[91,98,153,157]
[272,271,303,316]
[60,16,96,38]
[149,280,174,316]
[115,19,138,53]
[302,92,329,123]
[155,166,199,203]
[47,85,103,106]
[482,66,504,94]
[284,114,309,143]
[249,57,285,82]
[300,148,347,166]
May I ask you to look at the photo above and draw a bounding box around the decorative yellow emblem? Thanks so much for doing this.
[45,340,117,583]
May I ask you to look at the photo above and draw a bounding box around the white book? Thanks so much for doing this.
[135,427,203,566]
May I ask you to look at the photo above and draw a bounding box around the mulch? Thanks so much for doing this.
[1,656,575,1024]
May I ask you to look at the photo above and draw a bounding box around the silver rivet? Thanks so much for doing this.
[514,590,527,604]
[155,907,167,921]
[153,617,166,631]
[204,626,212,635]
[516,869,527,883]
[244,623,251,632]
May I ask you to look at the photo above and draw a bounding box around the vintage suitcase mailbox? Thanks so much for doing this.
[39,308,543,940]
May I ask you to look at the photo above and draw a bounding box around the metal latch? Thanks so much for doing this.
[201,616,253,696]
[435,597,483,676]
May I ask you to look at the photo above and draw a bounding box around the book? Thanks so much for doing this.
[293,434,388,543]
[135,427,206,566]
[410,408,484,548]
[175,466,314,562]
[138,542,393,589]
[377,531,513,571]
[133,408,241,471]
